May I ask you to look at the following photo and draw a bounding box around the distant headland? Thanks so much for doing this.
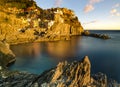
[0,0,84,44]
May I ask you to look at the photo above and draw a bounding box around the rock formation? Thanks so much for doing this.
[0,1,117,87]
[0,56,119,87]
[82,30,111,39]
[0,0,84,44]
[0,41,15,67]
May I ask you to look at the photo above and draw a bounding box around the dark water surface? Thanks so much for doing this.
[9,30,120,82]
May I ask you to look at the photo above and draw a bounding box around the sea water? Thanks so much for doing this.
[9,30,120,82]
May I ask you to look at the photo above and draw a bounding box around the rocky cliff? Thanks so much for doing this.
[0,41,15,67]
[0,56,119,87]
[0,0,84,44]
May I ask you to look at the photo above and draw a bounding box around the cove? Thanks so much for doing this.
[9,30,120,82]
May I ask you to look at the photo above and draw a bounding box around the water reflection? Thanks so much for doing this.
[46,38,81,59]
[11,43,41,58]
[32,43,41,57]
[9,31,120,82]
[9,36,82,74]
[11,36,81,60]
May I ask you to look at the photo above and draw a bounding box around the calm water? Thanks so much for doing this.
[9,30,120,82]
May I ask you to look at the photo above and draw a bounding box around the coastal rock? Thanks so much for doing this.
[83,30,90,36]
[36,56,91,87]
[91,72,107,87]
[0,41,15,67]
[0,0,84,44]
[83,30,110,39]
[0,70,37,87]
[0,56,119,87]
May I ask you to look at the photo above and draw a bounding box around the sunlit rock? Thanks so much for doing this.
[0,56,119,87]
[0,0,84,44]
[0,41,15,67]
[83,30,111,39]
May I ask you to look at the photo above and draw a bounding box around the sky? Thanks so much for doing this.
[35,0,120,30]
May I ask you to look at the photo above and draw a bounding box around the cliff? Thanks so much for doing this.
[0,0,84,44]
[0,41,15,67]
[0,56,119,87]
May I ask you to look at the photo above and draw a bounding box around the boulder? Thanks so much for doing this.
[0,41,15,67]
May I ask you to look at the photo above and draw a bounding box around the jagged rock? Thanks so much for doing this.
[108,79,120,87]
[0,56,119,87]
[37,56,91,87]
[0,41,15,67]
[91,72,107,87]
[0,70,37,87]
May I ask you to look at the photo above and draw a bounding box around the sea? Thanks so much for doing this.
[9,30,120,82]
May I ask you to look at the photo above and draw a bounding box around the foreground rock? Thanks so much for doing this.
[0,0,84,44]
[0,41,15,67]
[0,56,119,87]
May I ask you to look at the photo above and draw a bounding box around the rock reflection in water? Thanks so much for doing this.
[10,36,81,60]
[10,43,41,58]
[9,36,81,74]
[9,31,120,82]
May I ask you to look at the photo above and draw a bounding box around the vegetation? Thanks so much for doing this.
[0,0,36,9]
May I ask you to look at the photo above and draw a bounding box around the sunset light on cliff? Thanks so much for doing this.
[35,0,120,30]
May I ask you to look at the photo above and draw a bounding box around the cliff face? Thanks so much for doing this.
[0,0,84,44]
[0,56,119,87]
[0,41,15,67]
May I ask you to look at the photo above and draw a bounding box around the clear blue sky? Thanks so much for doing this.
[35,0,120,30]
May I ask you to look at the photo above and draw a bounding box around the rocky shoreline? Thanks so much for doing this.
[0,41,119,87]
[0,54,119,87]
[0,42,15,67]
[0,31,118,87]
[0,0,119,87]
[82,30,111,39]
